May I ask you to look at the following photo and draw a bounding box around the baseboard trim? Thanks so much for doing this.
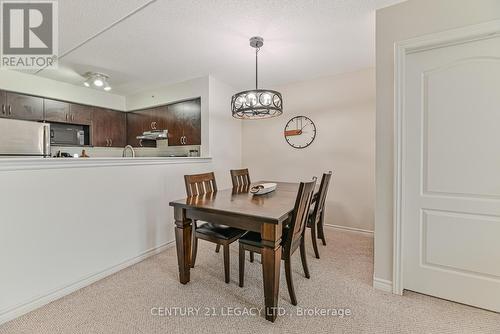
[373,277,393,293]
[0,240,175,325]
[325,223,374,235]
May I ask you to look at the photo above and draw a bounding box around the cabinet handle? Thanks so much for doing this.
[110,138,113,146]
[1,104,5,115]
[8,105,12,116]
[106,138,109,146]
[66,113,68,121]
[139,139,143,147]
[71,114,74,121]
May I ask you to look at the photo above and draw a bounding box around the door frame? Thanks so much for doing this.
[392,19,500,295]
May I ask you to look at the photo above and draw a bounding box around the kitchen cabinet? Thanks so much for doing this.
[92,108,126,147]
[0,90,6,118]
[69,103,92,125]
[1,92,44,121]
[44,99,92,125]
[126,110,151,147]
[167,99,201,146]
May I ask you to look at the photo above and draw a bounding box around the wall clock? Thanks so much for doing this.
[284,116,316,149]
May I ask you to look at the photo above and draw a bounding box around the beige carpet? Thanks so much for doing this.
[1,228,499,334]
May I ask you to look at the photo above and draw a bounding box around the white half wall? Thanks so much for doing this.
[0,76,242,324]
[0,70,125,110]
[242,69,375,232]
[375,0,500,283]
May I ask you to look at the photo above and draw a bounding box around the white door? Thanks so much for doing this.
[402,33,500,311]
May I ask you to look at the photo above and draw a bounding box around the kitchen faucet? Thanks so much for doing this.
[122,145,135,158]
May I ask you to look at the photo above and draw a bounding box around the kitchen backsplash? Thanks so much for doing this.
[51,141,201,158]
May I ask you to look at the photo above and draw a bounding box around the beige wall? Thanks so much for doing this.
[375,0,500,282]
[242,68,375,232]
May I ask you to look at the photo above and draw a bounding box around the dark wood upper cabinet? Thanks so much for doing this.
[126,109,153,147]
[69,103,92,125]
[44,99,92,125]
[44,99,70,123]
[92,108,126,147]
[5,92,43,121]
[167,99,201,146]
[0,90,6,118]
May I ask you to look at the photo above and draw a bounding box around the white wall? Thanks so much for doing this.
[242,69,375,232]
[0,76,242,324]
[0,70,125,110]
[375,0,500,283]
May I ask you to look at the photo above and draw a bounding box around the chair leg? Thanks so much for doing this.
[300,237,310,279]
[239,243,245,287]
[223,244,230,284]
[310,222,320,259]
[249,251,254,263]
[215,244,221,253]
[319,211,326,246]
[191,236,198,268]
[284,258,297,306]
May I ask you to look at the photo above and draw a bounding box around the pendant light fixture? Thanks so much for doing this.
[231,37,283,119]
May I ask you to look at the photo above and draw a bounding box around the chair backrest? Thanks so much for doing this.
[230,168,251,187]
[184,172,217,196]
[283,178,317,255]
[310,171,333,226]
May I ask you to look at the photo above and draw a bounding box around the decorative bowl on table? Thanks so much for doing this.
[250,183,277,195]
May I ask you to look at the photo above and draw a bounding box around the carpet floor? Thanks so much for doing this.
[1,227,499,334]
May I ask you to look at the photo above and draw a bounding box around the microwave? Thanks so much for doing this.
[50,123,89,146]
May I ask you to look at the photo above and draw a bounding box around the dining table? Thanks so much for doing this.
[169,181,317,322]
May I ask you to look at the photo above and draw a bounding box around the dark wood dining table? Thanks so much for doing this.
[169,181,316,322]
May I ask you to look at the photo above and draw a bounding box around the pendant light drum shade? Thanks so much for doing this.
[231,36,283,119]
[231,89,282,119]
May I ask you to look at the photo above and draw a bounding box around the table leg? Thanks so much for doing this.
[174,207,192,284]
[261,223,282,322]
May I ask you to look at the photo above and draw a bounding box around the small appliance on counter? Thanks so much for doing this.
[0,118,51,157]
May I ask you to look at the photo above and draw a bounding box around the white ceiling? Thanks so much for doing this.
[32,0,405,95]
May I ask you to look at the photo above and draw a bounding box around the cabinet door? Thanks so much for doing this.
[181,99,201,145]
[166,102,184,146]
[126,110,152,147]
[6,92,44,121]
[70,104,92,125]
[108,111,126,147]
[0,90,6,118]
[44,99,70,122]
[92,107,110,147]
[150,106,169,131]
[166,99,201,146]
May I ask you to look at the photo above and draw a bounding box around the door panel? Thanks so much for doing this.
[126,110,152,147]
[403,35,500,312]
[108,111,126,147]
[6,93,44,121]
[44,99,70,123]
[70,104,92,125]
[0,90,6,118]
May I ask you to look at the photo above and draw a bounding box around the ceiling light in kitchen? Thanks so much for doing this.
[83,72,111,91]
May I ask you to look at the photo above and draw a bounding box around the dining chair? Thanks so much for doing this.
[229,168,255,262]
[230,168,251,187]
[307,171,333,259]
[238,178,317,306]
[184,172,246,283]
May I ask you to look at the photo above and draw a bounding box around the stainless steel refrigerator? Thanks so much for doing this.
[0,118,50,157]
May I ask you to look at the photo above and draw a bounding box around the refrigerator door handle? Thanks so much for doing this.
[43,124,51,157]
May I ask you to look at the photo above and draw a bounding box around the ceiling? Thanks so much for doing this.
[30,0,405,95]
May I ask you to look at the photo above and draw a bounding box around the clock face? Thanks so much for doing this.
[284,116,316,149]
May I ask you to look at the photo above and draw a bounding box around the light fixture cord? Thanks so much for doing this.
[255,47,260,90]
